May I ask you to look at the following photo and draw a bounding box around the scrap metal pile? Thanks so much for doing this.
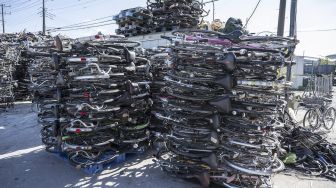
[0,26,334,188]
[11,33,36,101]
[114,0,206,37]
[148,47,172,133]
[26,31,336,187]
[29,35,152,167]
[281,126,336,181]
[0,44,15,109]
[0,33,21,109]
[153,29,298,187]
[28,34,62,152]
[0,32,39,106]
[147,0,205,32]
[113,7,154,37]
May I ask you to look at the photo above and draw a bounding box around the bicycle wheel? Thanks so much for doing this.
[323,107,336,130]
[303,109,319,129]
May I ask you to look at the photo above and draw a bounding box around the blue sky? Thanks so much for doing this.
[2,0,336,57]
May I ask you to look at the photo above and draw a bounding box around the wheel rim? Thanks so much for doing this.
[304,109,319,129]
[323,107,336,130]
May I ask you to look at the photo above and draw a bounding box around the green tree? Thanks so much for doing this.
[320,57,331,65]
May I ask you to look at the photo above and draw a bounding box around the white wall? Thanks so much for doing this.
[291,56,320,89]
[127,32,173,49]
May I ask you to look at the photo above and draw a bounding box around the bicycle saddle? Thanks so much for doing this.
[54,36,63,52]
[210,131,219,144]
[56,72,65,86]
[201,153,218,169]
[218,52,236,72]
[124,47,136,63]
[214,74,234,90]
[211,113,220,129]
[194,172,210,188]
[52,53,60,70]
[209,96,231,113]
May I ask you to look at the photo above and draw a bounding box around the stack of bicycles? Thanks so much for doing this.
[31,35,152,167]
[146,47,172,133]
[8,34,32,101]
[27,35,64,152]
[154,29,297,187]
[147,0,206,32]
[13,55,31,101]
[0,36,16,109]
[114,7,154,37]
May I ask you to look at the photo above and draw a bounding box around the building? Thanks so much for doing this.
[291,56,335,89]
[326,54,336,62]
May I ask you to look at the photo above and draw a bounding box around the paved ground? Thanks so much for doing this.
[1,91,336,188]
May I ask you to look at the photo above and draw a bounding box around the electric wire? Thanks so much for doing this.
[244,0,262,28]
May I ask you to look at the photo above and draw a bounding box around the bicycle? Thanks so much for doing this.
[303,100,336,130]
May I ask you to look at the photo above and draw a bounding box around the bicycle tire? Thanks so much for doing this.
[303,108,319,129]
[323,107,336,130]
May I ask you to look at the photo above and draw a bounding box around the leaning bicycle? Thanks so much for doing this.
[303,100,336,130]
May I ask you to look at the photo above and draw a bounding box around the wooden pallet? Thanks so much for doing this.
[53,147,146,175]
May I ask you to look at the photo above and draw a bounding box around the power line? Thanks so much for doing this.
[50,0,102,11]
[244,0,262,28]
[10,0,40,13]
[48,19,113,31]
[47,14,114,30]
[9,0,36,10]
[297,28,336,32]
[49,22,116,32]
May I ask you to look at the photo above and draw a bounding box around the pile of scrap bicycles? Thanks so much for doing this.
[0,32,34,109]
[0,37,15,109]
[0,33,38,110]
[28,34,152,167]
[8,29,335,187]
[114,7,154,37]
[114,0,207,37]
[152,29,297,187]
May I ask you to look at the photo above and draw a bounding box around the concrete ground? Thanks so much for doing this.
[1,92,336,188]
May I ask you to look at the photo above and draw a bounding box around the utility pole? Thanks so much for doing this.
[212,0,215,21]
[277,0,286,36]
[42,0,46,35]
[0,4,10,33]
[1,4,4,33]
[0,4,6,33]
[286,0,298,82]
[38,0,54,34]
[289,0,297,38]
